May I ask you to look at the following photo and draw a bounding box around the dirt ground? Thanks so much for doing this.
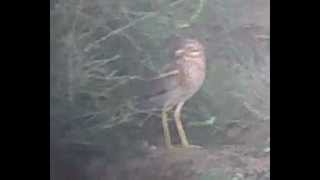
[84,144,269,180]
[77,116,270,180]
[51,114,270,180]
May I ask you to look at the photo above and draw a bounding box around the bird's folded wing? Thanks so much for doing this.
[142,62,180,97]
[144,69,180,99]
[135,62,181,110]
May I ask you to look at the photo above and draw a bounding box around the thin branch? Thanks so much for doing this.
[84,12,157,52]
[66,0,83,103]
[149,70,179,80]
[83,54,121,69]
[243,102,270,121]
[190,0,206,22]
[170,0,187,7]
[83,0,187,53]
[120,32,143,52]
[176,0,206,28]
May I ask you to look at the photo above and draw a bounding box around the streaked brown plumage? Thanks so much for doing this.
[139,38,206,149]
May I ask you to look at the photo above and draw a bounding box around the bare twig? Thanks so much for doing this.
[66,0,84,103]
[120,32,143,52]
[83,0,187,53]
[190,0,206,22]
[149,70,179,80]
[83,54,121,69]
[170,0,187,7]
[84,12,157,52]
[243,102,269,121]
[176,0,206,28]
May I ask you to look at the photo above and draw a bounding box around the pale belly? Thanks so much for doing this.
[165,65,206,108]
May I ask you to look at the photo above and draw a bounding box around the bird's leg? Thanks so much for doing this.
[174,102,202,149]
[174,102,190,147]
[162,108,173,149]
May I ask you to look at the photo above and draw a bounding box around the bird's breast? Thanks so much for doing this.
[178,60,206,94]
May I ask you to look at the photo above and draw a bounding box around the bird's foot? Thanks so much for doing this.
[182,144,203,149]
[166,144,175,149]
[166,144,202,150]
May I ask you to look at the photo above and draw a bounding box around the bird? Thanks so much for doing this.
[136,38,206,149]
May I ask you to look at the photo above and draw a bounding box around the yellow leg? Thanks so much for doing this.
[174,102,190,147]
[162,109,173,148]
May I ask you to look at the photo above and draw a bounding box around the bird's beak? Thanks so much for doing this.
[175,49,185,57]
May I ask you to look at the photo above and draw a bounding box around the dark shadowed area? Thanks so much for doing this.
[50,0,269,179]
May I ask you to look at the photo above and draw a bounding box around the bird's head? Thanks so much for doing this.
[174,39,205,62]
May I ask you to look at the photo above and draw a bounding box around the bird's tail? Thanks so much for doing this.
[128,74,169,112]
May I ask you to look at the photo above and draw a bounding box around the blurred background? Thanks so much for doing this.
[50,0,269,179]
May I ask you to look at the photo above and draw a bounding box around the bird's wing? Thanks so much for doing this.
[148,62,180,96]
[136,63,181,109]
